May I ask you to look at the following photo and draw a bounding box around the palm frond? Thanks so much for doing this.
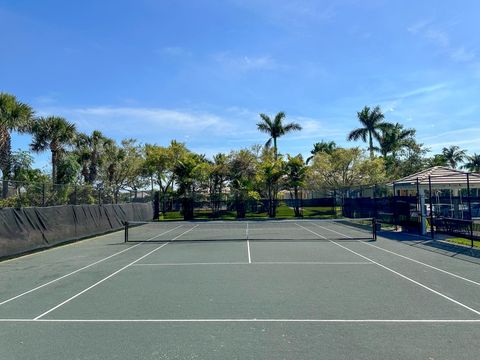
[347,128,368,142]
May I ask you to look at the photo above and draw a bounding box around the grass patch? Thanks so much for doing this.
[445,237,480,248]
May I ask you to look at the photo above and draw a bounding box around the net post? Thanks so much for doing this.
[372,218,377,241]
[124,221,129,243]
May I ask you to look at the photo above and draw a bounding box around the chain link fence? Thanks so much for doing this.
[0,179,153,208]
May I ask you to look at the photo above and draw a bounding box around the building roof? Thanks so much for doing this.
[392,166,480,188]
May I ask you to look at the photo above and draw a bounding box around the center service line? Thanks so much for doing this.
[33,226,198,320]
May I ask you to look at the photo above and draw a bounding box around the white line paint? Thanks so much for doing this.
[0,225,184,307]
[360,241,480,287]
[312,223,352,238]
[246,222,252,263]
[1,318,480,323]
[313,222,480,287]
[32,226,196,320]
[332,241,480,316]
[145,225,185,241]
[132,261,372,266]
[301,226,480,316]
[171,225,199,241]
[295,223,327,239]
[33,243,170,320]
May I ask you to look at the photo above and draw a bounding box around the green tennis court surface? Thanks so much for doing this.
[1,220,480,359]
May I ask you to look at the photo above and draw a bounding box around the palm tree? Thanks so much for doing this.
[347,106,392,159]
[76,130,110,184]
[30,116,77,184]
[463,153,480,173]
[378,123,416,158]
[306,140,336,164]
[0,93,35,197]
[442,145,466,169]
[257,112,302,159]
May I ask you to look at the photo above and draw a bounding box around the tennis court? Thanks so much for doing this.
[1,219,480,359]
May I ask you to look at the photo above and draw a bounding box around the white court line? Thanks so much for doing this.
[246,222,251,263]
[1,318,480,323]
[360,241,480,287]
[295,223,327,239]
[171,224,199,241]
[311,222,480,287]
[132,261,372,266]
[0,225,184,307]
[312,222,353,238]
[33,225,198,320]
[299,225,480,316]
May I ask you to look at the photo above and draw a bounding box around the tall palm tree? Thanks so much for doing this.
[462,153,480,173]
[257,112,302,159]
[30,116,77,184]
[0,93,35,197]
[347,106,392,159]
[76,130,110,184]
[306,140,337,164]
[442,145,466,169]
[378,123,416,158]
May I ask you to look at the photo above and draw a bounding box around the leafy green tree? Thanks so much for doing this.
[307,148,386,190]
[256,148,285,217]
[377,123,416,158]
[100,139,145,203]
[144,141,189,214]
[228,148,258,218]
[347,106,392,159]
[208,153,229,213]
[257,112,302,159]
[0,93,35,197]
[427,154,448,167]
[442,145,466,169]
[463,154,480,173]
[285,154,308,217]
[172,151,206,220]
[391,142,430,178]
[306,141,337,164]
[30,116,76,184]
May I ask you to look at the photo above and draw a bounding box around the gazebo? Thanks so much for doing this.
[391,166,480,235]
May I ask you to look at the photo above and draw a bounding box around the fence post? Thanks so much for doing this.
[428,175,434,239]
[416,177,421,234]
[42,183,46,207]
[74,185,78,205]
[392,182,398,230]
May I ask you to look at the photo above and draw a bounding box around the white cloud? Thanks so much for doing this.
[213,52,282,72]
[450,47,476,62]
[408,20,476,64]
[157,46,192,57]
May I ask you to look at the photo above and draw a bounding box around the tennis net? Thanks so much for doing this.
[124,218,377,243]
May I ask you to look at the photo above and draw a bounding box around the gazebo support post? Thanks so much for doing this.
[466,173,473,246]
[429,175,434,239]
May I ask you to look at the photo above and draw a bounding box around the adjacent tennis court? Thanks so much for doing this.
[1,220,480,359]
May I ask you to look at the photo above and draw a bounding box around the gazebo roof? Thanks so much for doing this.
[392,166,480,188]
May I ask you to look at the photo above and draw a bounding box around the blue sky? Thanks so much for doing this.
[1,0,479,170]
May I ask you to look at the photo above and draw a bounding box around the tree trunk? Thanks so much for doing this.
[0,130,12,198]
[273,137,278,160]
[294,186,300,217]
[368,132,374,159]
[51,150,57,185]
